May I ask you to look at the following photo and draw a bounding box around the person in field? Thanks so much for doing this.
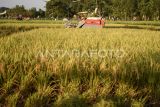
[77,17,86,28]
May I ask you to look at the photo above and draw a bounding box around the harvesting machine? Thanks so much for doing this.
[65,7,105,28]
[65,13,105,28]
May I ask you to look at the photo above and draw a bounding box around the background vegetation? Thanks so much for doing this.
[46,0,160,20]
[0,0,160,20]
[0,5,45,18]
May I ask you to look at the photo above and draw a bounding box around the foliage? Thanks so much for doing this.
[46,0,160,20]
[6,5,45,18]
[46,0,71,18]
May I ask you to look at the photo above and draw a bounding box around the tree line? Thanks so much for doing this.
[1,0,160,20]
[0,5,45,18]
[46,0,160,20]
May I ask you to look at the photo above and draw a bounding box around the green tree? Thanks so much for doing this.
[38,9,45,18]
[46,0,70,18]
[138,0,154,20]
[153,0,160,20]
[8,5,27,17]
[29,7,37,18]
[45,0,160,20]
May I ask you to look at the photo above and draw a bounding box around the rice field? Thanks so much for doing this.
[0,20,160,107]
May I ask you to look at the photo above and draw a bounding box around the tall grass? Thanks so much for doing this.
[0,24,63,36]
[0,19,65,24]
[0,27,160,106]
[107,21,160,26]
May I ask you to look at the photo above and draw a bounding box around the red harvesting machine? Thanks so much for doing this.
[83,17,105,28]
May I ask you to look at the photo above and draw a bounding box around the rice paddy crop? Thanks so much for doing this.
[108,21,160,26]
[0,21,160,107]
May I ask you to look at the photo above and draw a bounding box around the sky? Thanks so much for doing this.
[0,0,46,10]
